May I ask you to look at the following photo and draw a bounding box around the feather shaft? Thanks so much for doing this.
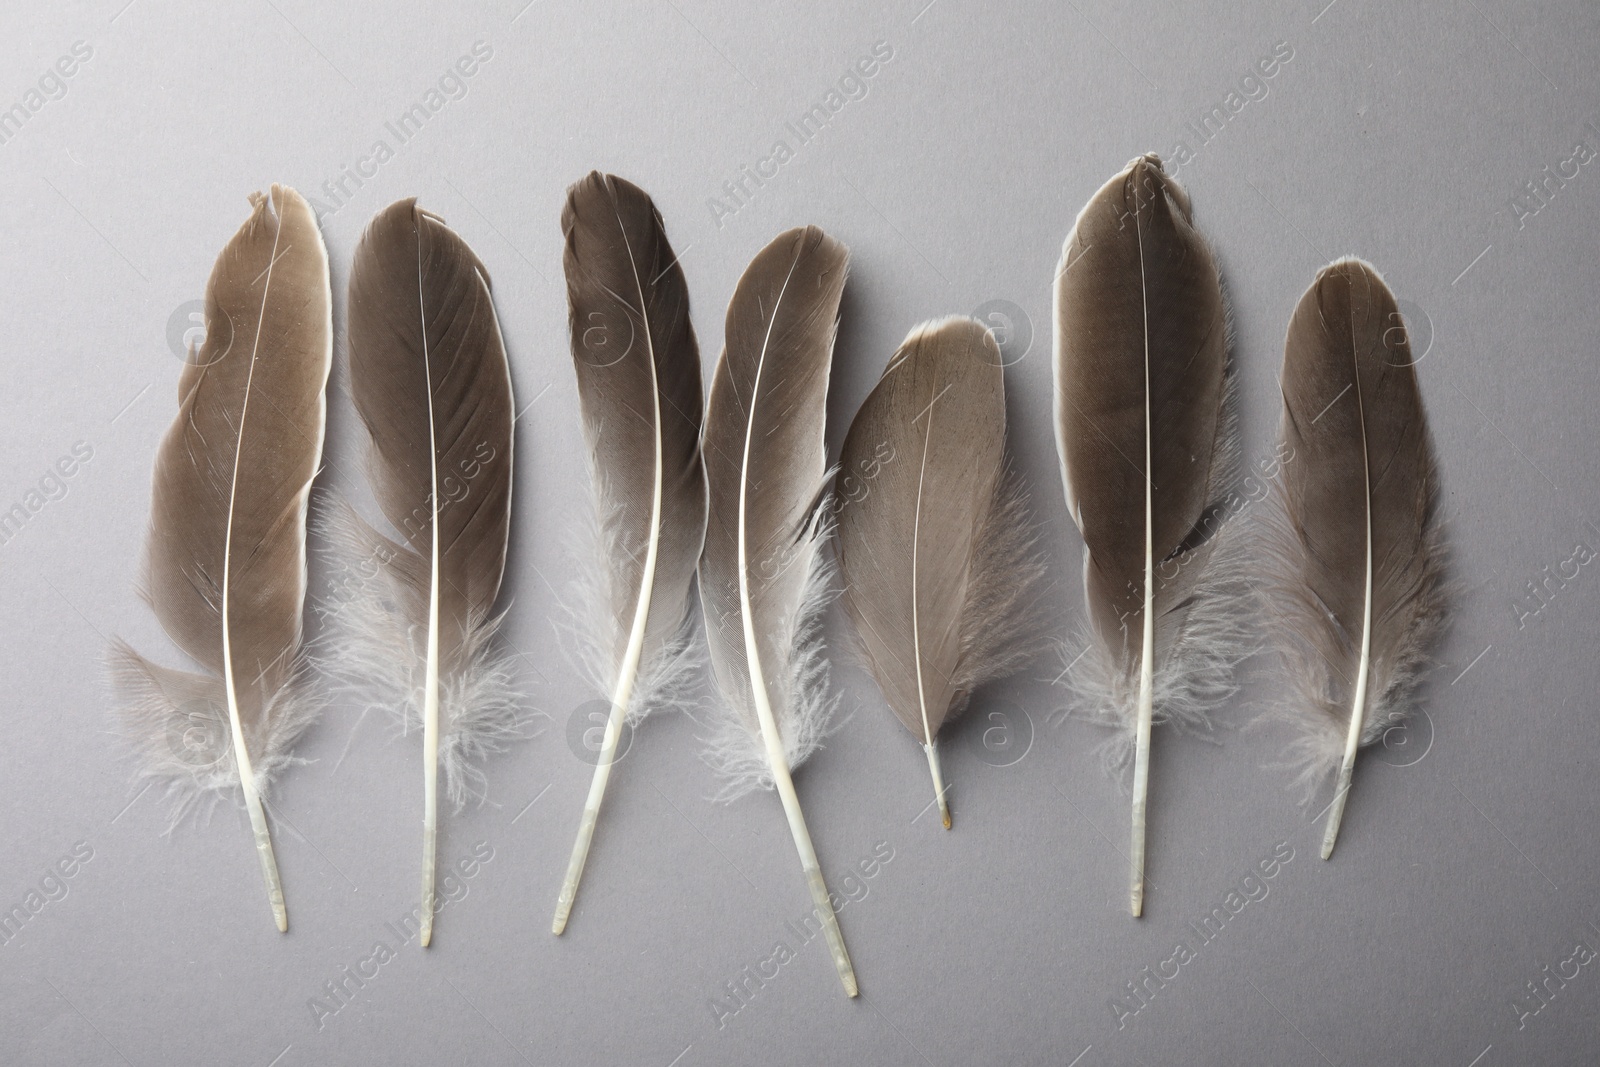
[1320,296,1376,860]
[219,250,289,931]
[420,271,442,945]
[1130,210,1156,918]
[551,335,661,936]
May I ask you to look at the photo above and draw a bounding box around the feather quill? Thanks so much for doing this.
[1263,258,1446,858]
[343,199,516,946]
[551,173,706,934]
[836,316,1047,829]
[1053,155,1243,916]
[111,184,332,931]
[699,226,857,996]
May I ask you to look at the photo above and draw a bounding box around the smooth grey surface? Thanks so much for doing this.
[2,1,1597,1064]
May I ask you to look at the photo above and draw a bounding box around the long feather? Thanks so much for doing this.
[1053,155,1245,916]
[1263,258,1447,858]
[343,198,517,946]
[836,317,1048,829]
[698,226,857,996]
[111,185,332,931]
[551,173,706,934]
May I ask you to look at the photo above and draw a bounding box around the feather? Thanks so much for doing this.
[342,198,517,945]
[1053,154,1246,916]
[1262,258,1447,858]
[110,184,332,931]
[698,226,857,996]
[551,173,707,934]
[835,316,1048,829]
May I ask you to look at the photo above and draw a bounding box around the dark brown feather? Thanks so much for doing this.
[347,198,514,667]
[1055,154,1230,674]
[563,172,706,679]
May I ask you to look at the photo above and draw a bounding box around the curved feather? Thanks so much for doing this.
[1053,154,1243,914]
[836,317,1047,824]
[699,225,858,996]
[699,225,847,790]
[552,172,706,933]
[1264,258,1446,851]
[344,198,516,943]
[112,184,333,931]
[563,172,706,714]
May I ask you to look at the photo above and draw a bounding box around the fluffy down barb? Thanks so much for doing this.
[559,467,705,727]
[315,500,525,808]
[699,501,840,801]
[109,643,320,821]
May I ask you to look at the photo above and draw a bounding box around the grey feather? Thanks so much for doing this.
[836,317,1048,822]
[1260,258,1448,802]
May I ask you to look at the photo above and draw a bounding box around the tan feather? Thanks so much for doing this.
[112,184,333,932]
[836,317,1047,829]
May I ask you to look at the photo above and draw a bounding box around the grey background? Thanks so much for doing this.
[1,0,1596,1064]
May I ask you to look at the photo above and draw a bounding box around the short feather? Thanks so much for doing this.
[836,317,1050,750]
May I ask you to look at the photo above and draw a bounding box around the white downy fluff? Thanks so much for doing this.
[557,468,705,729]
[109,643,320,822]
[698,500,841,802]
[315,499,524,807]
